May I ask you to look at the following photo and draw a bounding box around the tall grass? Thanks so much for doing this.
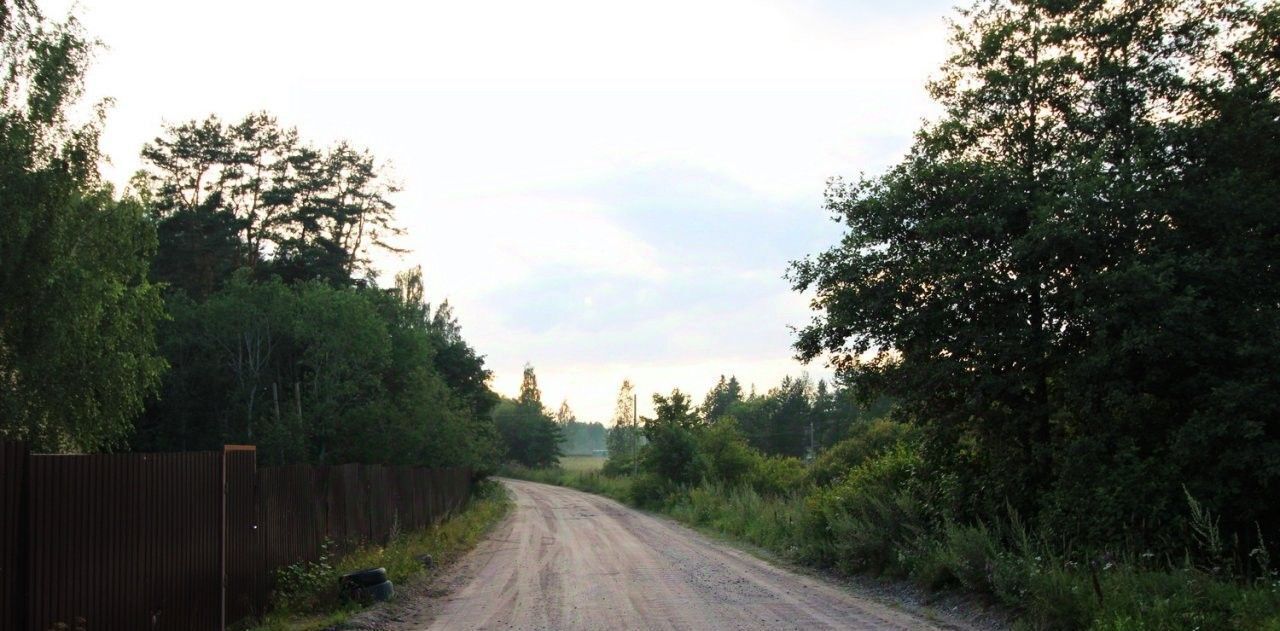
[500,463,633,500]
[666,483,807,554]
[557,455,607,472]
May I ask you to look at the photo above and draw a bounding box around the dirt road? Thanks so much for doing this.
[399,478,954,630]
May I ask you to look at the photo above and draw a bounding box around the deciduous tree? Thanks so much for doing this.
[0,1,165,451]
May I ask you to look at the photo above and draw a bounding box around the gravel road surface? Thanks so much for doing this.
[390,478,955,630]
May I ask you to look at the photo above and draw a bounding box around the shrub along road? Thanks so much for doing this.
[391,478,972,630]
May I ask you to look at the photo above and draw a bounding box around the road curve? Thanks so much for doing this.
[421,478,945,630]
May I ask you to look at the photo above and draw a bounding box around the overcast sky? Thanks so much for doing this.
[52,0,954,423]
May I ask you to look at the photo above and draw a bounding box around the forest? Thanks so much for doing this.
[503,0,1280,628]
[0,1,523,472]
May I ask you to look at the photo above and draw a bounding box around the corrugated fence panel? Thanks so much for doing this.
[327,464,361,547]
[363,465,390,544]
[1,441,28,631]
[26,451,224,631]
[224,447,260,624]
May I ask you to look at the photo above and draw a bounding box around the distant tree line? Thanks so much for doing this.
[598,374,890,475]
[699,374,891,458]
[553,400,607,455]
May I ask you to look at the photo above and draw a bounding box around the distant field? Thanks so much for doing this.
[559,455,606,472]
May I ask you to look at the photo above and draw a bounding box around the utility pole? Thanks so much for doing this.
[632,393,639,475]
[808,419,815,462]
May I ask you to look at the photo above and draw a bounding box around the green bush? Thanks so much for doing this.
[748,455,808,497]
[1087,567,1280,631]
[807,419,916,487]
[801,443,925,573]
[602,453,638,477]
[900,519,1280,631]
[641,422,706,487]
[698,419,756,486]
[628,472,677,507]
[271,543,338,612]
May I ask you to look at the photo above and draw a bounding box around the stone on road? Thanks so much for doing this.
[415,478,946,630]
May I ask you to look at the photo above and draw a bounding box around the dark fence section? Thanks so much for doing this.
[224,447,258,626]
[0,441,472,630]
[250,463,472,611]
[27,451,225,631]
[1,441,29,631]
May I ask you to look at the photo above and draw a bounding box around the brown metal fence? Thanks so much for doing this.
[0,441,473,631]
[1,441,29,631]
[224,447,259,626]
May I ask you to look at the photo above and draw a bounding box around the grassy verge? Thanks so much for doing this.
[503,466,1280,630]
[557,454,606,472]
[503,463,631,500]
[243,479,511,631]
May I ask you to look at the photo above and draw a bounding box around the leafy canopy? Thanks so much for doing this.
[0,0,165,451]
[790,0,1280,548]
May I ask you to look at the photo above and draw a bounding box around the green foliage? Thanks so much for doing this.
[136,273,499,470]
[137,112,401,295]
[640,390,706,487]
[557,416,607,455]
[706,374,892,458]
[697,417,756,486]
[516,403,1280,629]
[807,419,916,487]
[0,0,166,451]
[789,0,1280,554]
[131,112,498,470]
[699,375,743,422]
[725,375,814,458]
[746,455,808,497]
[907,521,1280,631]
[271,543,338,613]
[801,444,925,573]
[492,365,563,468]
[601,450,639,477]
[628,472,678,508]
[666,483,807,554]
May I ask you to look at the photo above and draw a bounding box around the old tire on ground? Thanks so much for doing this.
[341,567,387,588]
[361,580,394,602]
